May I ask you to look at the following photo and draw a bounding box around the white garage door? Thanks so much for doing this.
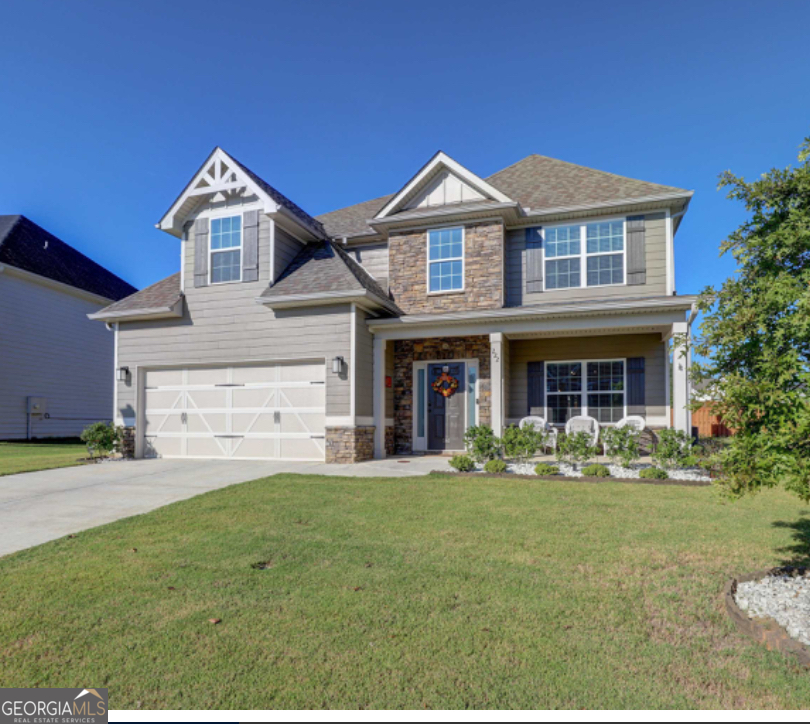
[142,361,326,460]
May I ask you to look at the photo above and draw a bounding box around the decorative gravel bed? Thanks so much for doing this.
[472,461,711,482]
[735,570,810,647]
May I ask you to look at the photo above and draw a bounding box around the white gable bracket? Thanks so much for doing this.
[157,147,280,236]
[374,151,514,220]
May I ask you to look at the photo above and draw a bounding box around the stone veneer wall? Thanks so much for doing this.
[393,336,491,454]
[385,425,395,456]
[325,426,375,464]
[121,427,136,459]
[388,221,504,314]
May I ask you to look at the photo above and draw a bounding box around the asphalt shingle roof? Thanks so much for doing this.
[93,272,181,316]
[261,239,397,311]
[315,155,690,238]
[0,215,136,301]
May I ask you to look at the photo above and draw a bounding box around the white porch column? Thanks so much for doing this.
[490,332,504,436]
[373,336,387,459]
[672,321,691,434]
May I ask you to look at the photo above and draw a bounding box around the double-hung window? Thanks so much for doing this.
[543,220,625,290]
[428,227,464,293]
[210,215,242,284]
[546,359,626,424]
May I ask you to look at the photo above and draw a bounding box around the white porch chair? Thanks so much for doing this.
[615,415,645,433]
[519,416,557,452]
[565,415,600,447]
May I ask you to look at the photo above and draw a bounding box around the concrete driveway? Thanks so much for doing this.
[0,456,451,558]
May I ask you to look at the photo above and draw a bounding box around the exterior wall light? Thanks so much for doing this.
[117,366,130,382]
[331,356,345,374]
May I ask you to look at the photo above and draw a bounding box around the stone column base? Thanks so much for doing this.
[325,426,375,464]
[121,426,136,459]
[385,425,395,456]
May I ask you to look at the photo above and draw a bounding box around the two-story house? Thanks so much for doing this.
[90,148,695,463]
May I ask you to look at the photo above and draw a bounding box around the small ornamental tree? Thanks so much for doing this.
[691,135,810,500]
[601,425,641,469]
[463,424,501,463]
[501,423,545,463]
[651,429,697,471]
[555,431,598,470]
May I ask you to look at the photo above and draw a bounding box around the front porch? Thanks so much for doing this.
[370,301,694,459]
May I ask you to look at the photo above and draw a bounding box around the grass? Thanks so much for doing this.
[0,439,87,476]
[1,473,809,709]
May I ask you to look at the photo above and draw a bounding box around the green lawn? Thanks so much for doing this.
[1,473,809,709]
[0,440,87,476]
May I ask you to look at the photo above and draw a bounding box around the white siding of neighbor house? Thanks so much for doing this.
[116,203,353,430]
[504,212,668,306]
[0,272,114,439]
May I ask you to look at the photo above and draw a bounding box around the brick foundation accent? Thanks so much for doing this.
[388,222,504,314]
[393,336,491,454]
[121,427,136,459]
[325,426,375,463]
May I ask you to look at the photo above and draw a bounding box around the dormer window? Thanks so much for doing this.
[210,215,242,284]
[428,227,464,293]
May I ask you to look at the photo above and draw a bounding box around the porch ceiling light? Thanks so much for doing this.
[331,356,345,374]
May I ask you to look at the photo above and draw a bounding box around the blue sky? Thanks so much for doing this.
[1,0,808,293]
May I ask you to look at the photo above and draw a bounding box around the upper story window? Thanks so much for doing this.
[543,220,625,290]
[210,215,242,284]
[428,227,464,293]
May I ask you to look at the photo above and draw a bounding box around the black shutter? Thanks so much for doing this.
[627,356,645,412]
[194,217,209,288]
[626,216,646,285]
[527,361,545,415]
[525,227,543,294]
[242,210,259,282]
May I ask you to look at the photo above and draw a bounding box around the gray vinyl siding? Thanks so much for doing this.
[274,226,303,282]
[0,273,114,439]
[507,333,666,421]
[354,306,374,418]
[117,206,352,425]
[345,242,389,287]
[505,213,667,306]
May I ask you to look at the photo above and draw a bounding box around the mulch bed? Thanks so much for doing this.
[725,567,810,668]
[433,471,711,487]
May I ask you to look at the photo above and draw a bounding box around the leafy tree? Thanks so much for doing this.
[691,135,810,500]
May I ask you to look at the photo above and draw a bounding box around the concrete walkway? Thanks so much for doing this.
[0,456,452,558]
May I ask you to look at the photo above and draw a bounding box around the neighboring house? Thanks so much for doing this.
[0,215,136,439]
[91,148,696,462]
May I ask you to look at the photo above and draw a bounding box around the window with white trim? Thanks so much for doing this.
[543,220,625,290]
[428,227,463,292]
[210,215,242,283]
[546,359,625,424]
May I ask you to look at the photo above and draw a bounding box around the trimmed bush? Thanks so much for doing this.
[601,425,641,468]
[582,463,611,477]
[449,454,475,472]
[501,423,544,463]
[534,463,560,476]
[652,429,697,470]
[484,459,508,474]
[80,421,123,459]
[463,425,501,463]
[555,431,598,469]
[639,467,669,480]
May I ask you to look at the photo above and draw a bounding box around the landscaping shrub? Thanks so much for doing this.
[80,421,123,459]
[484,459,508,474]
[582,463,611,477]
[652,429,697,470]
[639,467,669,480]
[601,425,641,468]
[463,425,501,463]
[501,423,544,463]
[534,463,560,476]
[555,431,598,469]
[449,454,475,472]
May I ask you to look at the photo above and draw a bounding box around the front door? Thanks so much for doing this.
[428,362,466,450]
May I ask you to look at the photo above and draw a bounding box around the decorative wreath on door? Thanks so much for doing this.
[432,371,460,398]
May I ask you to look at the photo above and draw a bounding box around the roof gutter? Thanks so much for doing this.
[87,297,184,323]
